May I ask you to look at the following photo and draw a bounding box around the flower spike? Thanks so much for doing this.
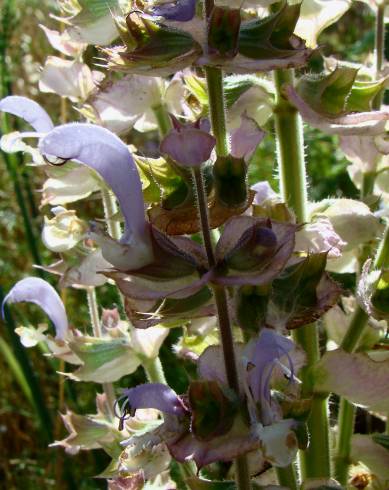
[2,277,68,340]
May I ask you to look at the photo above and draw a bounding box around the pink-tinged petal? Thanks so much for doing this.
[313,349,389,412]
[2,277,68,340]
[285,85,389,136]
[0,96,54,132]
[151,0,196,21]
[160,121,216,167]
[122,383,186,416]
[230,115,265,160]
[39,124,147,243]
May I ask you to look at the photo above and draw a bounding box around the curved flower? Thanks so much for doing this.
[2,277,68,340]
[39,123,153,270]
[0,95,54,132]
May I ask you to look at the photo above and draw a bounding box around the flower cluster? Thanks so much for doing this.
[2,0,389,489]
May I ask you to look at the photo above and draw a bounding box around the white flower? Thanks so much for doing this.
[42,206,87,252]
[39,57,104,101]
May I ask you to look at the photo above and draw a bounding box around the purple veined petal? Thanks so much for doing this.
[151,0,197,22]
[121,383,186,416]
[0,96,54,133]
[230,115,265,160]
[2,277,68,340]
[246,329,295,408]
[39,124,148,244]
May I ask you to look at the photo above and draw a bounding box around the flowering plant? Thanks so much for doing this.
[2,0,389,489]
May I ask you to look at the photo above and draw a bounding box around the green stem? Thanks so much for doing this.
[273,68,330,478]
[205,66,230,157]
[143,356,167,384]
[152,103,172,138]
[275,464,299,490]
[373,3,386,110]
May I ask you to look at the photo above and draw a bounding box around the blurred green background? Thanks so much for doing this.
[0,1,385,488]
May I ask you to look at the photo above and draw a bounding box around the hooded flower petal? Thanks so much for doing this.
[39,123,153,269]
[0,96,54,132]
[2,277,68,340]
[121,384,187,416]
[245,329,295,424]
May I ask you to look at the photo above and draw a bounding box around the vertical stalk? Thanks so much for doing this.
[192,46,251,487]
[273,68,330,478]
[373,3,386,110]
[205,67,230,157]
[192,167,251,490]
[275,464,299,490]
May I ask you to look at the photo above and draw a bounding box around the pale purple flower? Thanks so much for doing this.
[0,96,54,132]
[2,277,68,340]
[39,123,153,270]
[151,0,197,21]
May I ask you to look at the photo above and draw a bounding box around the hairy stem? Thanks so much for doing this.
[275,464,299,490]
[192,166,251,490]
[205,67,230,157]
[273,68,330,478]
[143,356,167,384]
